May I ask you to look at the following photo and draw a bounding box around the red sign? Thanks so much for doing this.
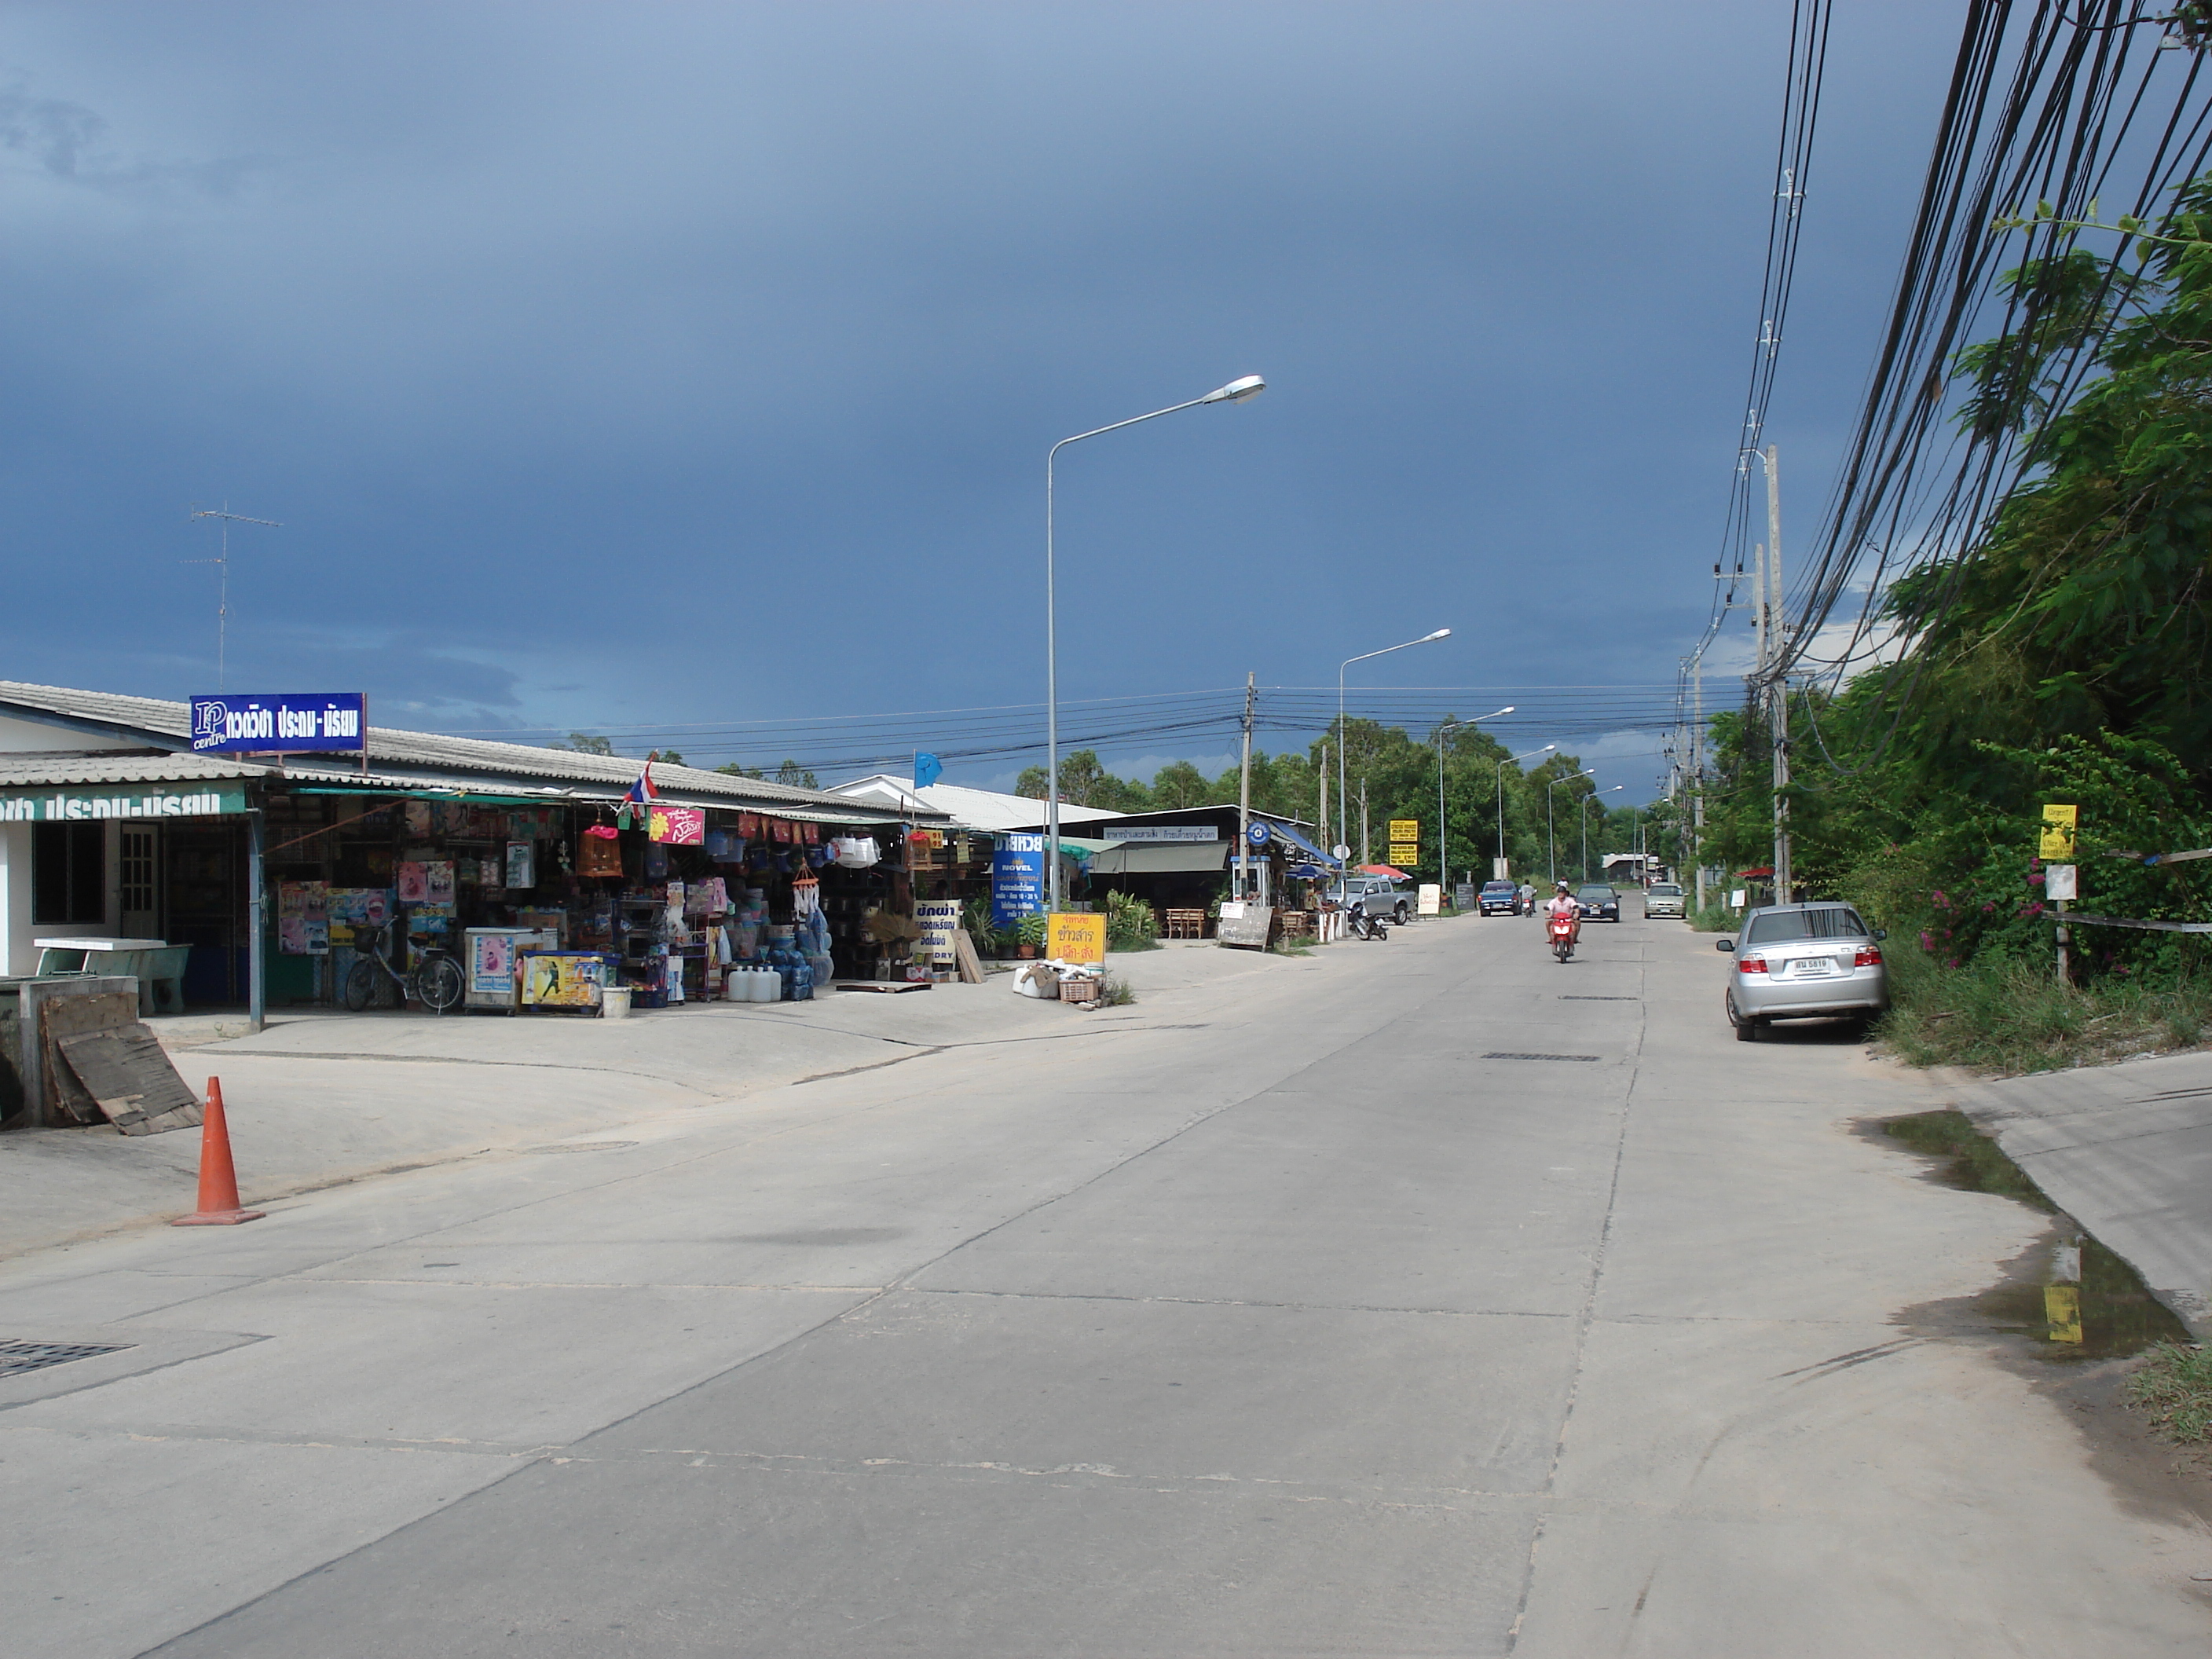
[648,806,705,845]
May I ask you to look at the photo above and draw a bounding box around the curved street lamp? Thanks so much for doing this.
[1581,785,1625,882]
[1545,767,1596,884]
[1046,375,1265,910]
[1495,745,1555,882]
[1339,628,1451,867]
[1434,709,1513,902]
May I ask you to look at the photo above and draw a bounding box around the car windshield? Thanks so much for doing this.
[1743,906,1869,944]
[1483,881,1514,891]
[1649,884,1681,896]
[1577,887,1612,899]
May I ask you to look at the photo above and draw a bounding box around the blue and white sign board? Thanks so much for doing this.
[192,694,366,754]
[991,833,1046,928]
[1247,822,1271,846]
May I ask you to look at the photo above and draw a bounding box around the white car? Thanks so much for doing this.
[1330,874,1409,925]
[1644,882,1686,919]
[1717,902,1890,1041]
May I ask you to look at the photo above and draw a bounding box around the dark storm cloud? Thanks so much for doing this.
[0,2,1960,793]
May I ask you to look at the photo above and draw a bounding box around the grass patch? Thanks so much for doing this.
[1690,902,1741,933]
[1877,947,2212,1074]
[2129,1342,2212,1442]
[1269,939,1314,957]
[1108,935,1162,953]
[1097,972,1135,1007]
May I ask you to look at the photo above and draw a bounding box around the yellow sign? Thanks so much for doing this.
[1389,846,1419,868]
[1388,819,1419,843]
[1046,912,1105,965]
[2039,804,2078,859]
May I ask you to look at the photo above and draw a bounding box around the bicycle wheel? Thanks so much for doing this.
[417,953,466,1013]
[343,958,378,1012]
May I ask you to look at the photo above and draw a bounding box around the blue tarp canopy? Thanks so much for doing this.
[1259,818,1335,865]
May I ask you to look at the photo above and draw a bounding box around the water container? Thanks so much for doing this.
[808,950,835,991]
[753,965,778,1002]
[791,954,815,1001]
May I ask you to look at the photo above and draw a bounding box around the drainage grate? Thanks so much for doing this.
[1483,1051,1602,1063]
[0,1339,131,1379]
[1559,995,1635,1002]
[523,1141,639,1154]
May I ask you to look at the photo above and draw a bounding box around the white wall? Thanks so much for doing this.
[0,711,145,754]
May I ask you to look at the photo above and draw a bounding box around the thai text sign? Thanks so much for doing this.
[192,694,365,753]
[0,786,247,822]
[1047,912,1105,965]
[992,833,1045,928]
[2040,804,2078,859]
[915,899,961,965]
[1107,825,1219,842]
[647,806,705,845]
[1388,819,1419,843]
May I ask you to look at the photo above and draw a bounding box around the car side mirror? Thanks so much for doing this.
[1716,939,1734,952]
[1874,928,1888,941]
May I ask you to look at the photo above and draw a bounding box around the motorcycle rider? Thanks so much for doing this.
[1517,882,1537,915]
[1544,879,1582,948]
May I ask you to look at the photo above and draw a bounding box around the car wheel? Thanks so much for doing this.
[1394,903,1409,925]
[1728,995,1760,1042]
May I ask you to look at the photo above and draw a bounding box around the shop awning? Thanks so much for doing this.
[1263,819,1335,864]
[1086,840,1230,876]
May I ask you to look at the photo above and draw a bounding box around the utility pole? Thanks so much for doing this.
[1360,780,1370,869]
[1764,444,1791,904]
[1693,646,1707,911]
[1236,672,1255,900]
[1318,743,1329,870]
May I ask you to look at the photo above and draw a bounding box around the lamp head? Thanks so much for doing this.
[1422,628,1452,642]
[1201,374,1267,405]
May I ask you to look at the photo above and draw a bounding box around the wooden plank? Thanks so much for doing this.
[54,1025,203,1136]
[953,928,986,985]
[39,990,138,1126]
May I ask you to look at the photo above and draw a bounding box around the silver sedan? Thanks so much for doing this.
[1643,882,1685,918]
[1717,901,1888,1041]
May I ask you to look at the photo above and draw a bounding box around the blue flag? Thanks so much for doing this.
[914,752,943,790]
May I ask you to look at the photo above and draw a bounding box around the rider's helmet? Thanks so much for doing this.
[1555,880,1570,892]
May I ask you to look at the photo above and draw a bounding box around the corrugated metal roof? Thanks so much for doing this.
[0,751,276,789]
[0,683,944,822]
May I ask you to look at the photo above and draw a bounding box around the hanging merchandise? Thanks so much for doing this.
[644,843,669,879]
[424,861,456,909]
[579,824,623,878]
[832,836,880,869]
[505,840,535,889]
[792,871,820,915]
[397,861,430,905]
[705,829,745,861]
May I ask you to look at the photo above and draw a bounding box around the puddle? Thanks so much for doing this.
[1881,1110,2191,1361]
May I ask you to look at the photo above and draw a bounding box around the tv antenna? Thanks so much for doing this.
[184,504,281,691]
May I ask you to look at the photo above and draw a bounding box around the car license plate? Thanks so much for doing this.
[1792,959,1831,976]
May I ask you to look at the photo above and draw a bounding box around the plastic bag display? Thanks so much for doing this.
[831,837,881,869]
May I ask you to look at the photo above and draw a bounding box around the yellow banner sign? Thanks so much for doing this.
[1388,819,1419,842]
[1046,912,1106,965]
[1389,844,1419,868]
[2039,804,2078,859]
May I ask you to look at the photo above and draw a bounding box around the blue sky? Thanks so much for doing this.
[0,2,1959,797]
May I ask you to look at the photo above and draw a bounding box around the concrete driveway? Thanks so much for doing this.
[2,914,2207,1655]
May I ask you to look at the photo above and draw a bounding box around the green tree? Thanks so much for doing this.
[549,731,615,756]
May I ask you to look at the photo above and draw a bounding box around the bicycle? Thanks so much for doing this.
[342,915,466,1013]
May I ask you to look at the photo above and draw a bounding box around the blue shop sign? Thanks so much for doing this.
[191,693,367,753]
[991,832,1046,928]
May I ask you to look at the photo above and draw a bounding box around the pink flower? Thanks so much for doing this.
[1919,931,1935,951]
[1983,902,1995,913]
[2027,901,2045,917]
[1946,958,1961,969]
[1932,889,1949,907]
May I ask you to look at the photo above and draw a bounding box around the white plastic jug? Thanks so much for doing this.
[749,966,778,1002]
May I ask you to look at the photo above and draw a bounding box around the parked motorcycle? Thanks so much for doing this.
[1547,912,1577,961]
[1351,908,1390,941]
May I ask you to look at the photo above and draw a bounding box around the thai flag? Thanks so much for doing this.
[626,760,657,805]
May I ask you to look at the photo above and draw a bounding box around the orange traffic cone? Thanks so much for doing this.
[172,1077,266,1226]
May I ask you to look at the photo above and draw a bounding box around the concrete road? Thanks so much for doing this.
[4,911,2209,1656]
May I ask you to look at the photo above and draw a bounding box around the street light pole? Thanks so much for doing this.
[1582,785,1623,883]
[1434,707,1513,905]
[1339,628,1452,878]
[1046,374,1264,912]
[1496,744,1555,882]
[1546,767,1596,885]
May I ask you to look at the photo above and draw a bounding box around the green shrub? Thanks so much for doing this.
[1105,889,1159,950]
